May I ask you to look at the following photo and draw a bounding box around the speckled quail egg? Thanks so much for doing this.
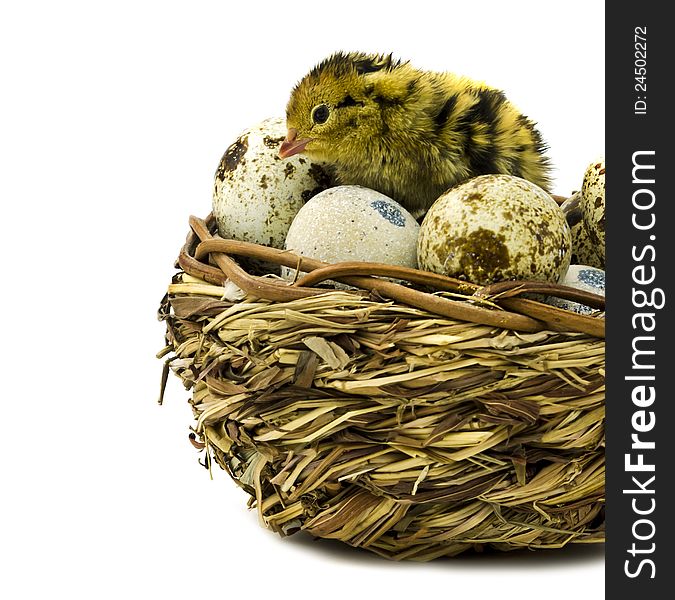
[282,185,419,281]
[546,265,605,315]
[212,117,333,249]
[580,158,605,263]
[560,192,604,269]
[418,175,571,285]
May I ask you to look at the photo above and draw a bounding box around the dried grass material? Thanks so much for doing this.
[157,215,605,560]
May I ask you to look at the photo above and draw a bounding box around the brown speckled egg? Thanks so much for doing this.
[580,158,605,262]
[560,192,604,269]
[418,175,571,285]
[282,185,419,282]
[212,117,333,249]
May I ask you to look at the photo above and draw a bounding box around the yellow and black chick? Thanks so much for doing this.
[280,51,551,217]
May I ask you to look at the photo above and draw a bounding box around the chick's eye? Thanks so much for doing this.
[311,104,330,125]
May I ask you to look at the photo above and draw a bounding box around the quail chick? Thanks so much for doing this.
[280,51,551,217]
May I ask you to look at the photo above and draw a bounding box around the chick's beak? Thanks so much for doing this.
[279,128,312,159]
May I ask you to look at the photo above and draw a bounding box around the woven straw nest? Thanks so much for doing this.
[157,213,605,561]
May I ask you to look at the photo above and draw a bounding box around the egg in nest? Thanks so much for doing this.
[560,192,604,269]
[580,157,605,263]
[212,117,333,249]
[546,265,605,315]
[282,185,419,282]
[418,174,571,285]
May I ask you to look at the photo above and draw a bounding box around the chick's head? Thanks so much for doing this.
[280,52,404,163]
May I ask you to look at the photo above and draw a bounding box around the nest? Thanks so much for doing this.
[157,214,605,561]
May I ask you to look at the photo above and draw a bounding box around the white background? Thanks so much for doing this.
[1,1,604,598]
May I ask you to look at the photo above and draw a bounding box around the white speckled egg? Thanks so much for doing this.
[418,175,571,285]
[282,186,419,280]
[546,265,605,314]
[580,158,605,263]
[560,193,604,269]
[212,117,333,249]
